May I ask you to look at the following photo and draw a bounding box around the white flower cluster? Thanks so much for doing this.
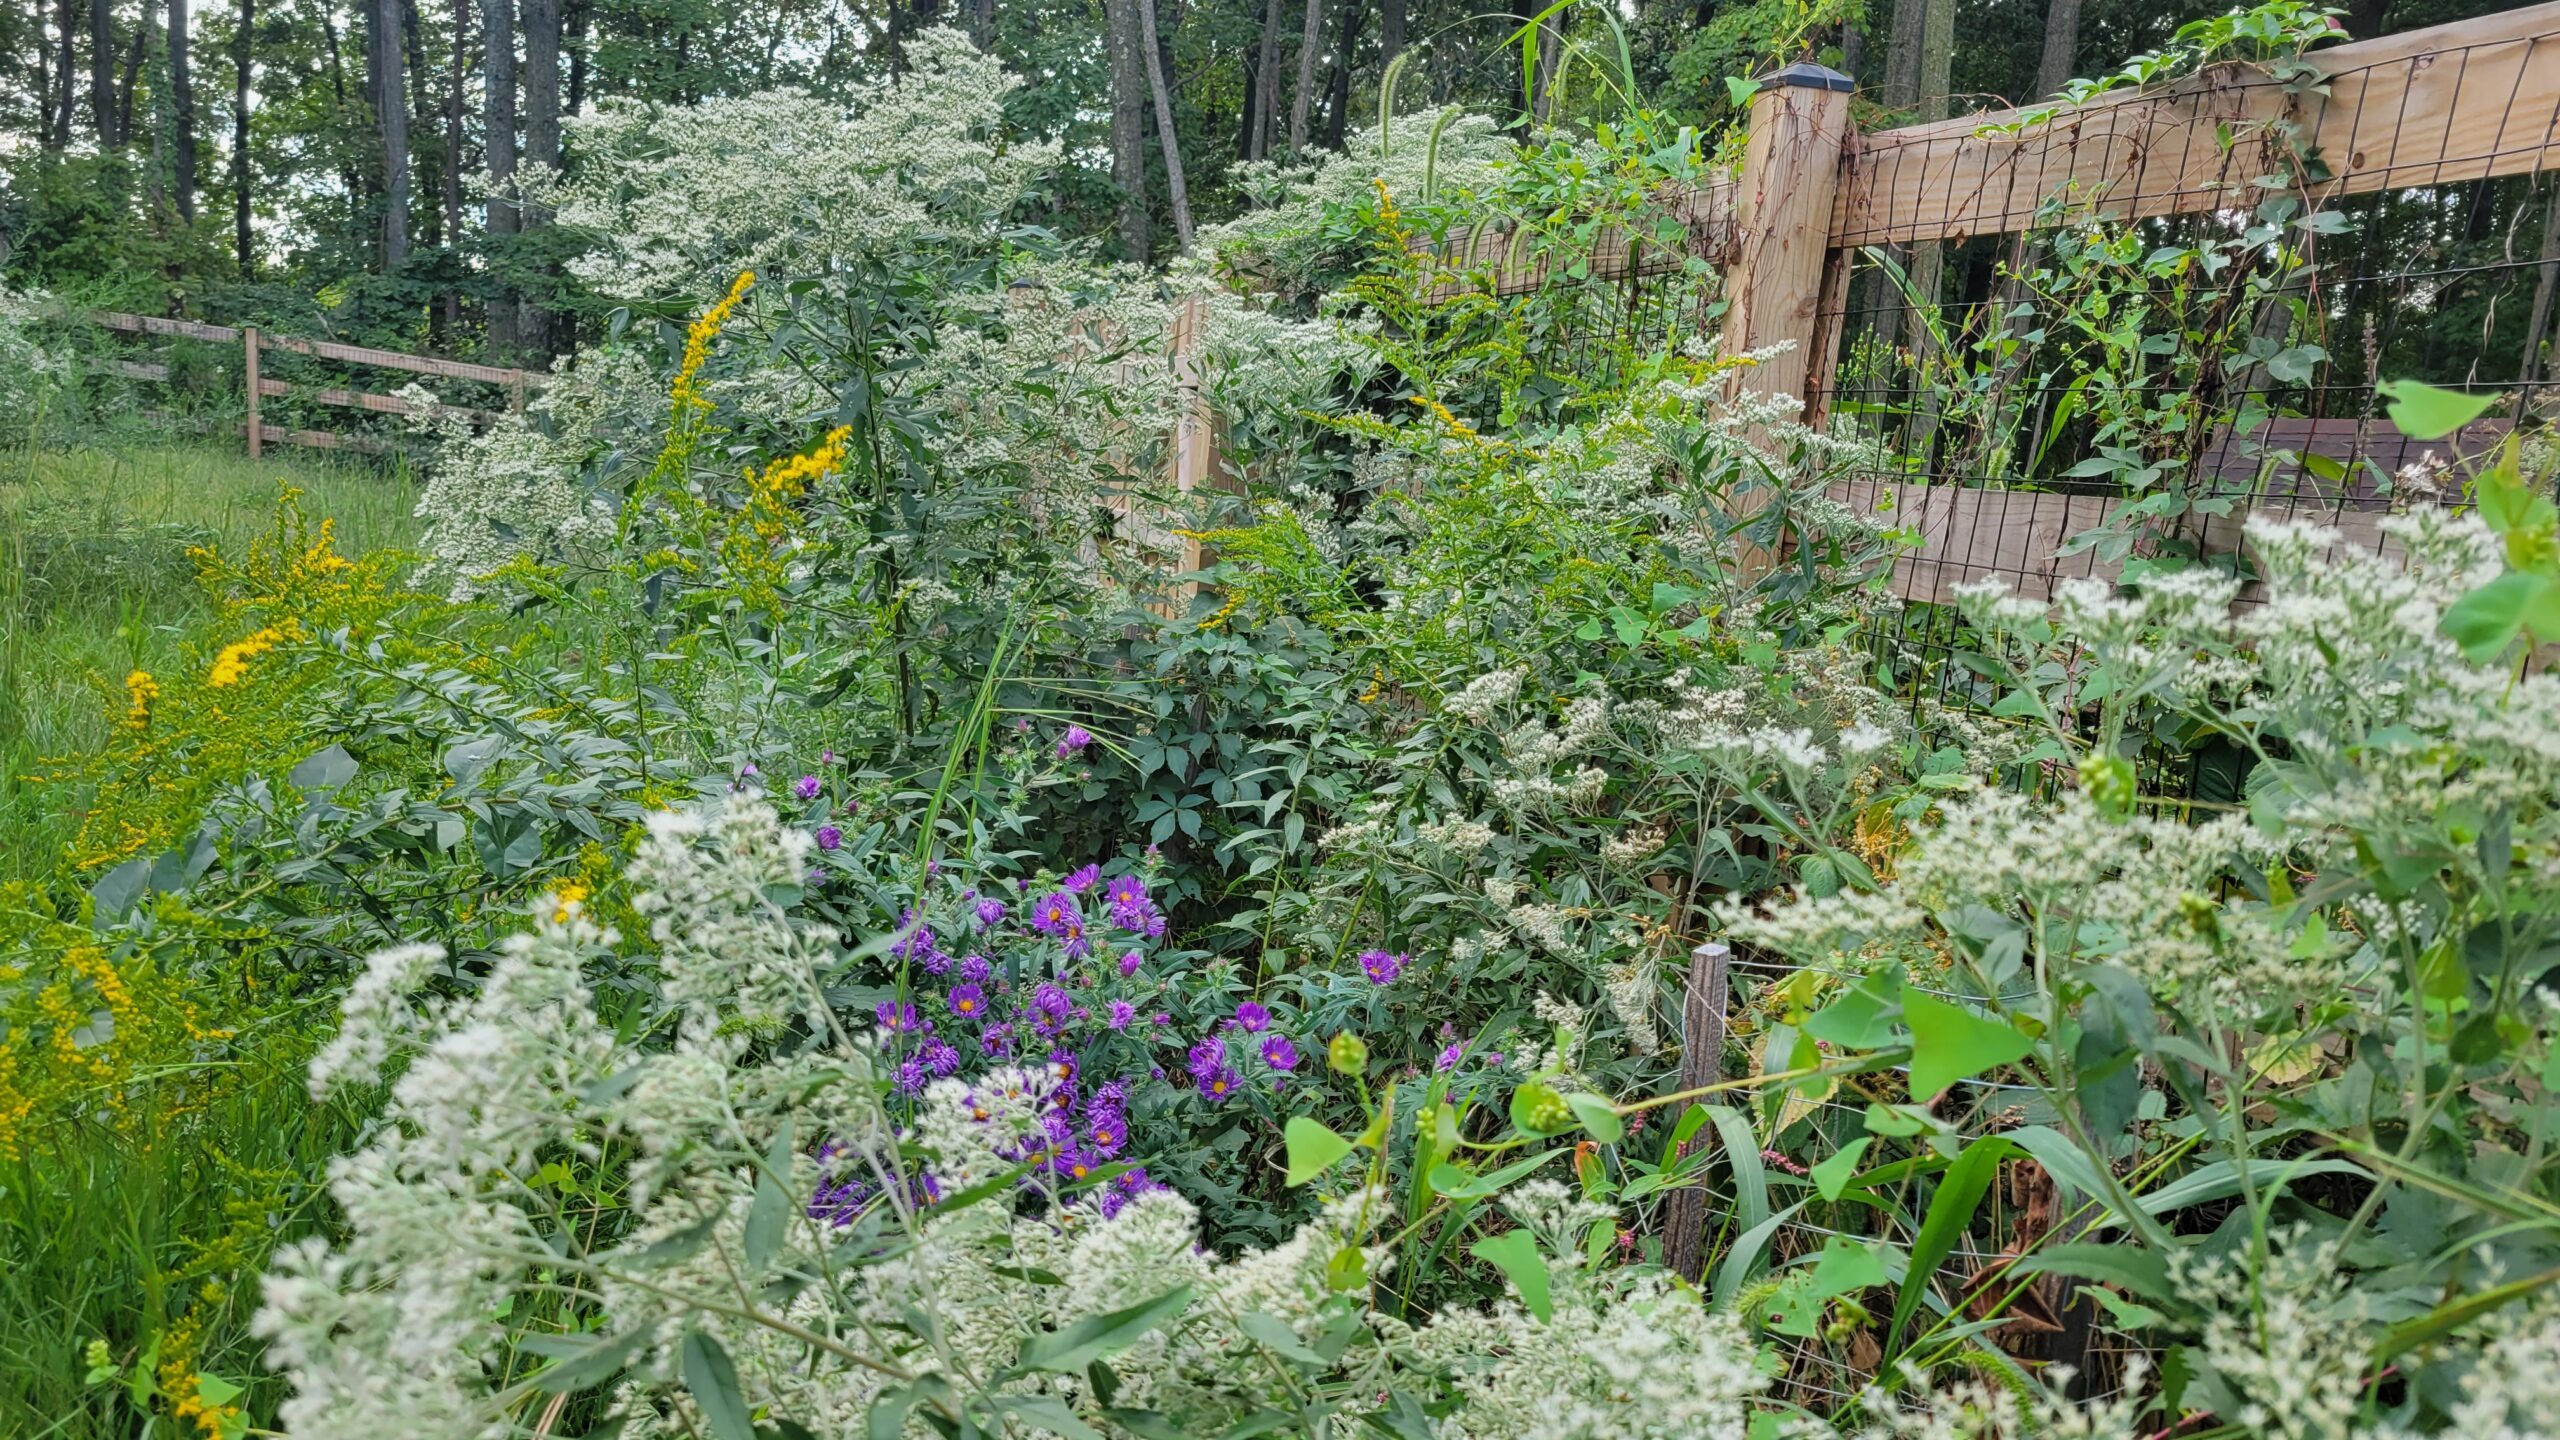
[539,29,1056,302]
[627,795,840,1038]
[1415,1270,1768,1440]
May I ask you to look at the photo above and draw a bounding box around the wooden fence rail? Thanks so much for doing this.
[89,310,545,458]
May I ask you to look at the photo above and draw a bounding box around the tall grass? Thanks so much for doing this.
[0,441,420,883]
[0,438,418,1438]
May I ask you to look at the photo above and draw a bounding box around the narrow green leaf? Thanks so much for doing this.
[1885,1137,2016,1359]
[1018,1286,1196,1374]
[679,1332,757,1440]
[745,1117,795,1272]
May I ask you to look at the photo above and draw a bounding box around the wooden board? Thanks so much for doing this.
[256,376,504,426]
[90,310,545,390]
[1832,3,2560,247]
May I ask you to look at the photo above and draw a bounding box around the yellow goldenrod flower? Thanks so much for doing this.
[123,671,160,730]
[206,626,288,688]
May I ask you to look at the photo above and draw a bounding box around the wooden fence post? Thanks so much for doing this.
[244,326,262,459]
[1718,61,1855,419]
[1664,940,1734,1282]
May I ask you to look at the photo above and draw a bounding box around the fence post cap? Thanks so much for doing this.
[1691,940,1732,960]
[1761,60,1855,93]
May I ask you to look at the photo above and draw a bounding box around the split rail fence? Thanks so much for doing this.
[1438,2,2560,605]
[1410,1,2560,1406]
[91,310,548,458]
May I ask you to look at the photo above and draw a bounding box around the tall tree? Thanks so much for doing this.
[1319,0,1364,151]
[50,0,72,146]
[232,0,251,271]
[169,0,196,220]
[1137,0,1190,250]
[85,0,110,141]
[482,0,517,351]
[117,0,148,145]
[441,0,466,331]
[1379,0,1402,70]
[2031,0,2081,99]
[520,0,558,350]
[564,0,584,110]
[1249,0,1280,159]
[1287,0,1322,153]
[370,0,404,261]
[1101,0,1150,260]
[2524,182,2560,385]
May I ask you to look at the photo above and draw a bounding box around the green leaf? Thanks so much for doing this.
[1902,989,2034,1100]
[1804,967,1903,1050]
[1724,75,1761,106]
[1282,1116,1356,1186]
[192,1374,244,1408]
[1885,1137,2015,1358]
[1236,1311,1326,1364]
[2440,572,2553,662]
[680,1332,758,1440]
[2373,1264,2560,1364]
[1804,1239,1888,1300]
[2377,378,2498,440]
[745,1118,795,1272]
[1565,1093,1623,1143]
[1468,1229,1553,1321]
[1002,1396,1104,1440]
[523,1330,650,1395]
[1427,1148,1564,1199]
[1018,1286,1196,1374]
[1810,1137,1871,1202]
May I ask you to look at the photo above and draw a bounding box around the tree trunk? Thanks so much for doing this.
[232,0,251,272]
[1101,0,1150,261]
[2524,182,2560,385]
[1902,0,1955,450]
[2032,0,2080,100]
[1379,0,1402,69]
[565,0,585,111]
[117,0,147,147]
[370,0,403,262]
[519,0,558,351]
[169,0,195,221]
[1249,0,1280,159]
[1319,0,1363,151]
[1287,0,1321,153]
[50,0,72,146]
[1138,0,1190,250]
[440,0,465,334]
[86,0,111,142]
[482,0,517,352]
[1881,0,1923,109]
[969,0,991,48]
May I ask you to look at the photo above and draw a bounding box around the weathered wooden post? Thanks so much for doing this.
[1718,61,1855,421]
[243,326,262,459]
[1664,940,1734,1282]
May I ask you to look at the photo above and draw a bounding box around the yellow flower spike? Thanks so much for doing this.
[123,671,160,730]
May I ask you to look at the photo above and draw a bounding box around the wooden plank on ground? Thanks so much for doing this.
[1831,3,2560,247]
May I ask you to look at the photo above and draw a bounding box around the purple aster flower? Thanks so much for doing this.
[1195,1066,1240,1102]
[1186,1037,1227,1080]
[896,1056,930,1093]
[816,825,843,851]
[1057,724,1093,758]
[1045,1051,1079,1088]
[1359,949,1408,985]
[1261,1035,1301,1071]
[1106,874,1149,908]
[821,749,835,765]
[1109,895,1160,934]
[1064,864,1102,894]
[920,1036,962,1078]
[1055,1146,1108,1184]
[1033,982,1072,1019]
[1153,1012,1172,1026]
[1107,1000,1136,1030]
[1086,1113,1128,1156]
[948,984,987,1019]
[981,1023,1015,1057]
[740,761,760,779]
[958,954,992,984]
[875,1000,926,1034]
[793,774,822,801]
[974,897,1007,930]
[1234,1000,1271,1033]
[1096,1167,1168,1219]
[920,947,952,977]
[1118,950,1143,977]
[1029,891,1078,936]
[1436,1042,1464,1071]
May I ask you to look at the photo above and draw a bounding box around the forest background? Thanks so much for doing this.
[0,0,2541,371]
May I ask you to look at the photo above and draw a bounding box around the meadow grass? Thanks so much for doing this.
[0,440,421,883]
[0,438,418,1439]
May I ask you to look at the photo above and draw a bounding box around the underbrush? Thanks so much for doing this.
[2,12,2557,1440]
